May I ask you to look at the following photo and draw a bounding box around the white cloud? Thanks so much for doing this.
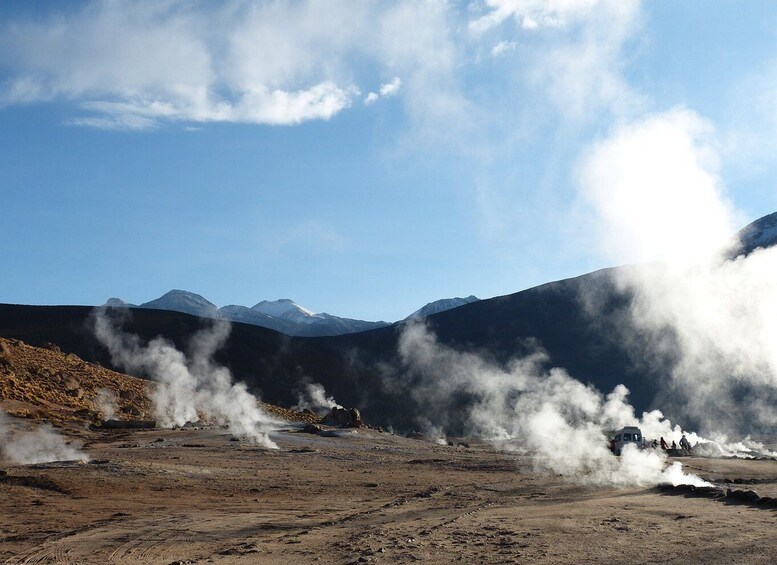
[0,0,645,142]
[379,77,401,97]
[0,2,432,129]
[577,107,737,264]
[470,0,604,32]
[490,40,516,57]
[364,76,401,105]
[235,82,355,125]
[719,59,777,187]
[0,0,651,200]
[470,0,644,121]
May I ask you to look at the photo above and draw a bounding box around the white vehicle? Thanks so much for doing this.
[611,426,644,455]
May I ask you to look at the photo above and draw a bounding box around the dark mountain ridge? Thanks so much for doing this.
[0,267,646,433]
[733,210,777,257]
[2,212,775,433]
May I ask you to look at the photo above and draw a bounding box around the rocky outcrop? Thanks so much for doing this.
[655,483,777,509]
[322,407,365,428]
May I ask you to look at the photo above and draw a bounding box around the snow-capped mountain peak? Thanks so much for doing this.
[251,299,317,323]
[105,290,479,336]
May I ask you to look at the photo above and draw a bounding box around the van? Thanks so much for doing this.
[611,426,644,455]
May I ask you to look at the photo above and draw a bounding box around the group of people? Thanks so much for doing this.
[658,434,693,453]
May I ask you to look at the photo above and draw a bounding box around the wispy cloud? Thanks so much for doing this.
[471,0,644,122]
[0,0,654,261]
[379,77,402,97]
[490,40,516,57]
[60,81,354,129]
[0,0,644,134]
[364,77,402,105]
[471,0,607,32]
[0,2,440,129]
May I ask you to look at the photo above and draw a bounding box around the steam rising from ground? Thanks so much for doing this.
[0,409,88,464]
[613,251,777,436]
[91,388,118,420]
[397,322,711,486]
[391,108,776,485]
[93,309,278,448]
[293,383,341,415]
[580,108,777,437]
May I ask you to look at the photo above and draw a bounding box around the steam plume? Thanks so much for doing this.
[293,383,341,415]
[91,387,118,420]
[397,322,710,487]
[579,108,777,438]
[0,409,88,464]
[93,308,278,448]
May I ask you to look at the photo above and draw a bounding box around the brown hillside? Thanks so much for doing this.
[0,337,316,425]
[0,337,153,423]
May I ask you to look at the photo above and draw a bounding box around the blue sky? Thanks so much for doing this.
[2,0,777,321]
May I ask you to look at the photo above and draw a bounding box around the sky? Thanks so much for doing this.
[2,0,777,322]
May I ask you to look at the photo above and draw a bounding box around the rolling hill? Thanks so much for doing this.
[2,212,775,433]
[0,267,647,433]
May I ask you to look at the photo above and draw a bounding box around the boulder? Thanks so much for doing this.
[322,407,364,428]
[63,377,84,398]
[726,489,760,503]
[64,377,80,392]
[0,340,12,357]
[299,424,323,434]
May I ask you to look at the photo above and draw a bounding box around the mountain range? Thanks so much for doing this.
[2,211,776,433]
[104,293,480,337]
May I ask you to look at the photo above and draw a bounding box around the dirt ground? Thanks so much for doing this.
[1,421,776,564]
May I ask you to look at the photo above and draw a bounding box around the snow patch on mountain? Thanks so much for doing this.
[111,291,389,336]
[406,296,479,320]
[105,291,480,335]
[252,299,318,325]
[219,304,296,334]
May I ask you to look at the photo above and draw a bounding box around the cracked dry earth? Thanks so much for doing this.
[1,424,777,564]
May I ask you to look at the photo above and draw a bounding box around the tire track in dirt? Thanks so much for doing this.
[4,514,201,564]
[106,516,200,563]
